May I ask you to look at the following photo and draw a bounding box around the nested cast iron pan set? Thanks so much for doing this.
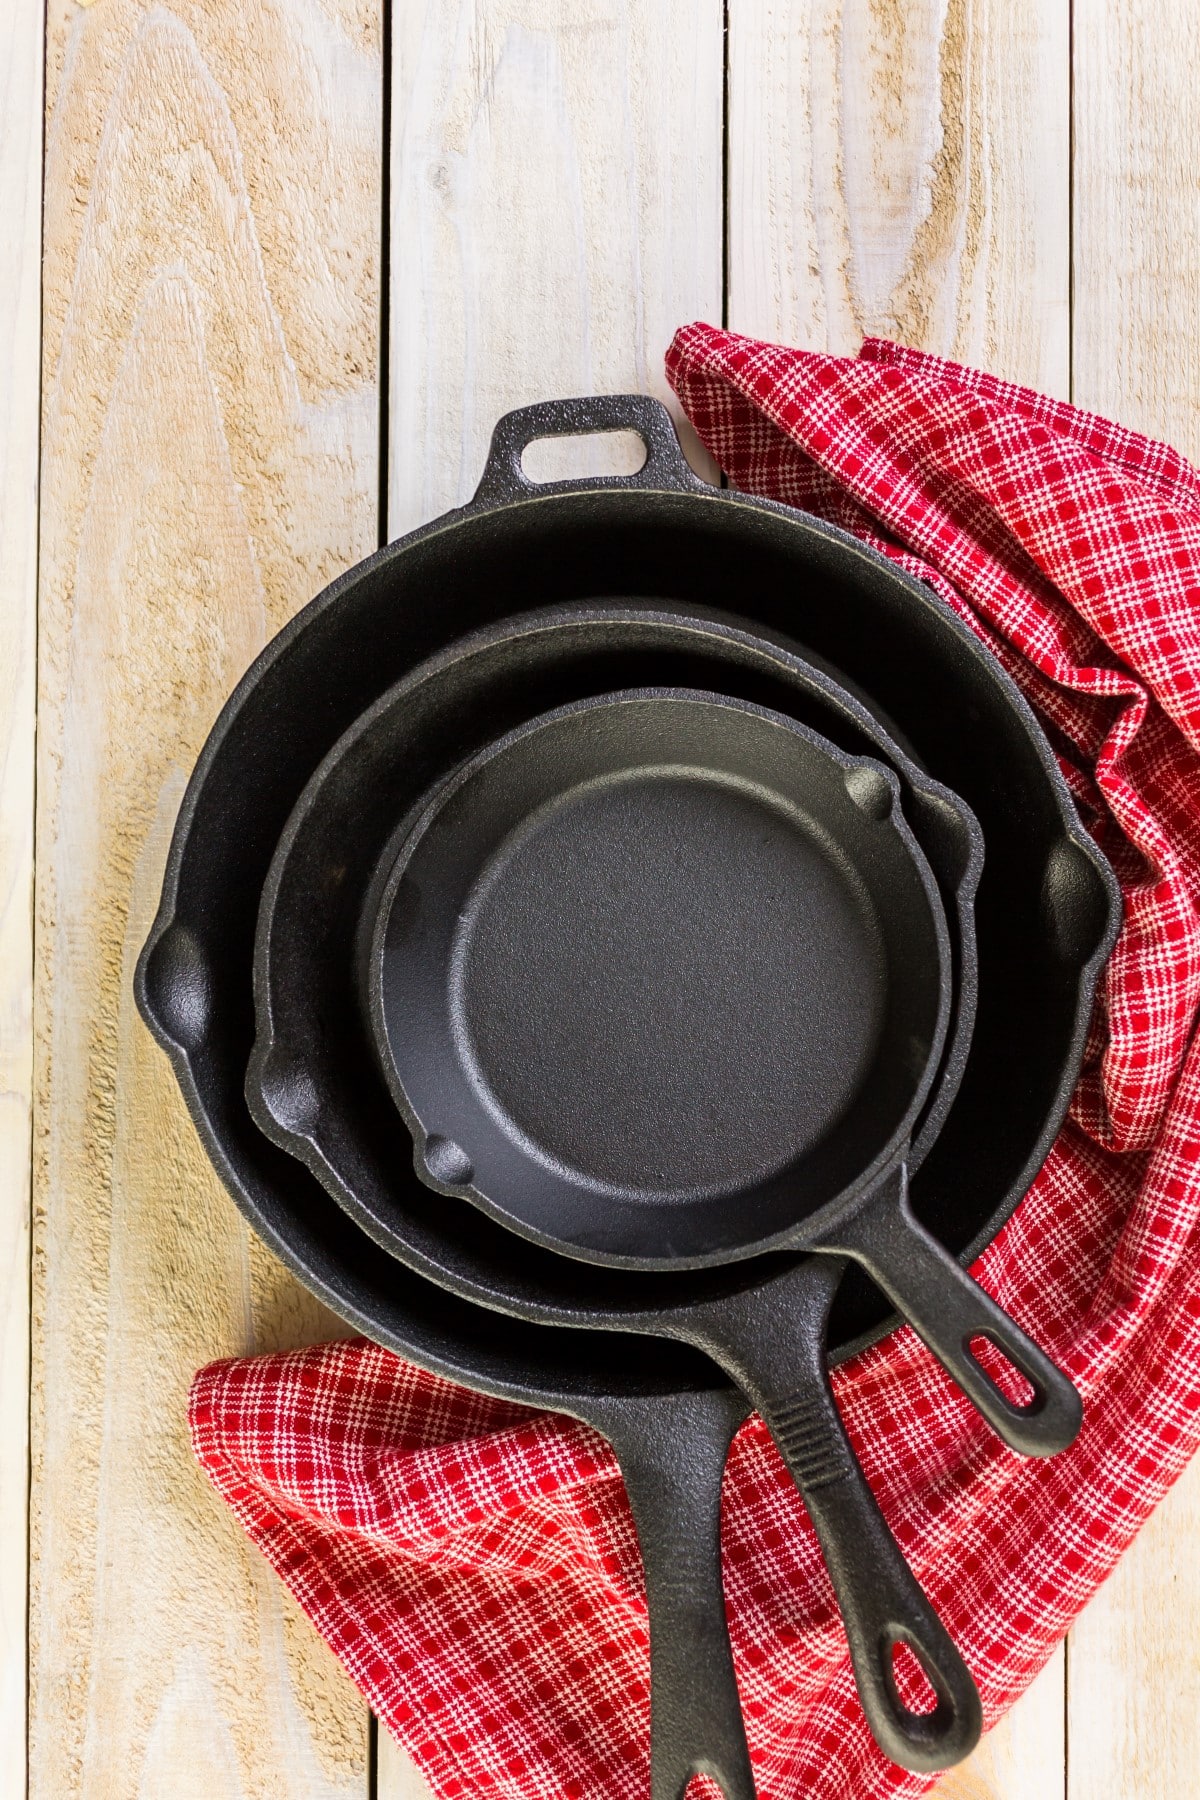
[137,395,1120,1797]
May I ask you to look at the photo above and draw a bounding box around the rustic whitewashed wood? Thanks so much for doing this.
[1066,4,1200,1794]
[0,0,42,1792]
[387,0,724,535]
[931,1648,1065,1800]
[727,0,1070,391]
[1066,1467,1200,1799]
[378,1731,436,1800]
[31,0,381,1793]
[1073,0,1200,458]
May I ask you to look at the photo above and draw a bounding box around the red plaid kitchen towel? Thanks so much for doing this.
[190,327,1200,1799]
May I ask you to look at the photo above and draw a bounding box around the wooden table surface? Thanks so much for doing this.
[4,0,1199,1794]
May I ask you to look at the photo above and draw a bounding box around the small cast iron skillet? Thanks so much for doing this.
[256,685,992,1772]
[372,687,954,1259]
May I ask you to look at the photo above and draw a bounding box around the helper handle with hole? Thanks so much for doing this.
[653,1257,983,1774]
[810,1166,1083,1458]
[472,394,703,507]
[582,1387,757,1800]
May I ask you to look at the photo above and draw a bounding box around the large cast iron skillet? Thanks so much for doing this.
[136,394,1120,1786]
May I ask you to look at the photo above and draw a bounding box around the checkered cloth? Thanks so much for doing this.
[190,327,1200,1799]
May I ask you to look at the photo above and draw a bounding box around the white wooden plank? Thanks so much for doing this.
[1066,1464,1200,1800]
[381,1,722,1792]
[388,0,724,536]
[31,0,383,1792]
[377,1728,435,1800]
[1068,4,1200,1793]
[933,1648,1065,1800]
[0,0,41,1792]
[1073,0,1200,456]
[727,0,1071,389]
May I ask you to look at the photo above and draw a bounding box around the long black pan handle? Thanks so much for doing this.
[580,1388,757,1800]
[659,1258,982,1773]
[811,1166,1083,1458]
[473,393,701,506]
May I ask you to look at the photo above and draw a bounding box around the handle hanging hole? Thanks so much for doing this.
[891,1641,942,1717]
[967,1332,1038,1408]
[521,427,648,485]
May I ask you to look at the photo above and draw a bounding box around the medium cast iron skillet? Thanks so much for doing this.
[363,680,1082,1431]
[248,681,1081,1769]
[255,644,993,1771]
[136,394,1119,1783]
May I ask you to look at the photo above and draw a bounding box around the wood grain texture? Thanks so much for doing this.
[387,0,724,535]
[32,0,381,1793]
[727,0,1070,391]
[1073,0,1200,460]
[1068,4,1200,1794]
[1066,1465,1200,1800]
[932,1648,1065,1800]
[0,0,41,1792]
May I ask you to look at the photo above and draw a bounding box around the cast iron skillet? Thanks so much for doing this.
[254,680,995,1769]
[139,395,1120,1363]
[136,395,1120,1782]
[245,653,998,1777]
[246,683,1079,1773]
[370,687,956,1264]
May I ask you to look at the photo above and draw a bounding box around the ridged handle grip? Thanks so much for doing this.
[659,1258,983,1773]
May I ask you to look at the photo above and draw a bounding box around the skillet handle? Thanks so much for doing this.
[472,394,702,506]
[581,1388,757,1800]
[811,1166,1083,1458]
[666,1259,982,1773]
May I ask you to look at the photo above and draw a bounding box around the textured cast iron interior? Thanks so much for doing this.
[368,688,950,1265]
